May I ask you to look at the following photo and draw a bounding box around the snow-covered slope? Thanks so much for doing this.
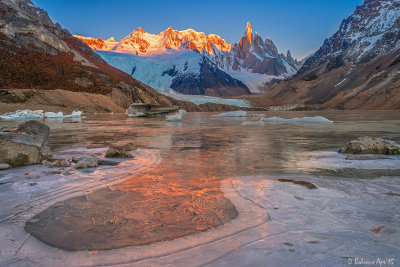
[301,0,400,72]
[76,23,301,95]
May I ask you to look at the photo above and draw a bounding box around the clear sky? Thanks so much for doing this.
[33,0,363,59]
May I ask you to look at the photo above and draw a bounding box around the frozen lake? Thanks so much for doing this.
[0,110,399,266]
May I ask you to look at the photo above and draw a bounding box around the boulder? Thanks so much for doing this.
[75,155,99,169]
[0,120,52,167]
[48,159,72,168]
[105,145,133,158]
[339,137,400,155]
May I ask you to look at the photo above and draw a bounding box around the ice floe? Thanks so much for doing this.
[166,109,187,122]
[262,116,332,124]
[0,110,83,120]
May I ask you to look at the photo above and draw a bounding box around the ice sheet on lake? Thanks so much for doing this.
[166,109,187,122]
[0,110,83,120]
[262,116,333,124]
[300,150,400,170]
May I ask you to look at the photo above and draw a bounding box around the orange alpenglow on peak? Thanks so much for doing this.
[135,27,146,34]
[75,27,232,55]
[246,22,252,44]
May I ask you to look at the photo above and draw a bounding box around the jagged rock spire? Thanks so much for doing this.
[245,22,253,44]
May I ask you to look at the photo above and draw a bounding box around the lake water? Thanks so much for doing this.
[1,110,399,266]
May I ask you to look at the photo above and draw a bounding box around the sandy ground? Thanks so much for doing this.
[0,89,131,114]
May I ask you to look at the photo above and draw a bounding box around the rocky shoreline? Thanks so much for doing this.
[0,88,263,115]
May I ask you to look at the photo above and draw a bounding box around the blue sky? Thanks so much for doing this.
[33,0,363,59]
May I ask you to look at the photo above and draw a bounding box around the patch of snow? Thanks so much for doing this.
[334,78,347,88]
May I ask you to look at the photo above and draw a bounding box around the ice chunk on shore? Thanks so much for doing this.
[0,110,83,120]
[64,111,83,118]
[166,109,187,122]
[262,116,332,124]
[0,110,43,120]
[213,111,247,117]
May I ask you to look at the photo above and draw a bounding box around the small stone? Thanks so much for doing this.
[105,145,133,158]
[0,163,11,170]
[49,159,72,168]
[75,156,98,169]
[370,225,385,234]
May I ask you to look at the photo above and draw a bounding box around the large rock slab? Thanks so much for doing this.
[0,120,52,167]
[339,136,400,155]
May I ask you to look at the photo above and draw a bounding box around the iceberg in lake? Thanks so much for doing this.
[262,116,332,124]
[0,110,83,120]
[166,109,187,121]
[213,111,247,117]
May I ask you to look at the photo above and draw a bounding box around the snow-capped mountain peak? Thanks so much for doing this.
[75,23,302,94]
[79,26,233,56]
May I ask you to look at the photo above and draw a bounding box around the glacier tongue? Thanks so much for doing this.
[97,50,252,107]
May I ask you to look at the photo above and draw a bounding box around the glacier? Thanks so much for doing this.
[97,50,252,107]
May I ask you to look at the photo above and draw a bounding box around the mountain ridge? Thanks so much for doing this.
[248,0,400,110]
[76,23,301,95]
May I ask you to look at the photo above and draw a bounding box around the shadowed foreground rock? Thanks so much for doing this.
[0,120,52,167]
[339,137,400,155]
